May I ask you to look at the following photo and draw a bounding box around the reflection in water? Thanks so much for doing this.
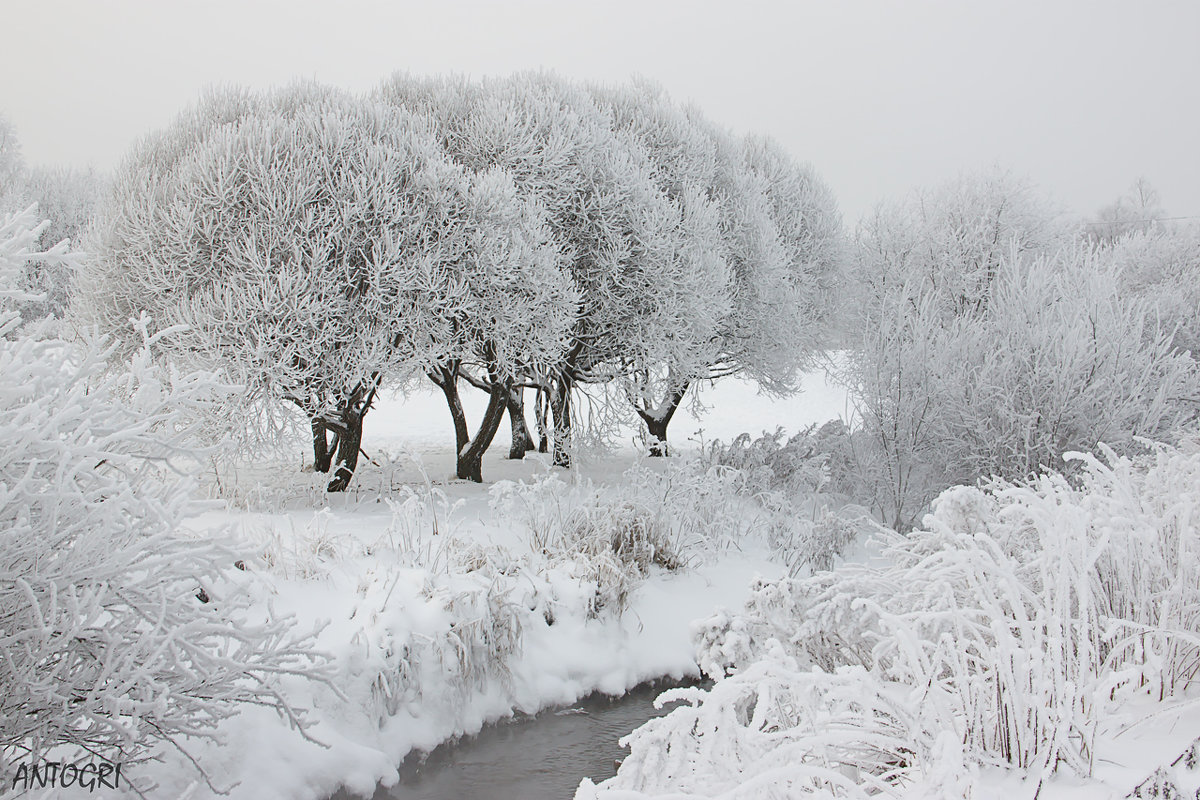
[331,680,697,800]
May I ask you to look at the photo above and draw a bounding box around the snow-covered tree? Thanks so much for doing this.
[844,173,1067,527]
[0,114,23,208]
[934,246,1196,484]
[587,80,731,455]
[0,204,325,790]
[851,170,1063,327]
[13,165,104,323]
[1088,176,1167,246]
[379,71,683,467]
[76,83,480,490]
[618,105,842,455]
[426,168,579,481]
[736,134,843,390]
[0,117,102,329]
[382,73,841,460]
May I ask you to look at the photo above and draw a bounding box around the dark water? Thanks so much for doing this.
[330,679,697,800]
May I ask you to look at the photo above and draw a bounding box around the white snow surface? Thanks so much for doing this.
[70,371,846,800]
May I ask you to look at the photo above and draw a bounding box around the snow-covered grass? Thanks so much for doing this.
[583,438,1200,799]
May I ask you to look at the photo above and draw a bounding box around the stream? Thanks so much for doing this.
[330,679,697,800]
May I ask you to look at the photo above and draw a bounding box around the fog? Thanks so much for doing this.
[4,0,1198,221]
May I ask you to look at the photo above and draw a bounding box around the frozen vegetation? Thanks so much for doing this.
[583,440,1200,798]
[2,72,1200,800]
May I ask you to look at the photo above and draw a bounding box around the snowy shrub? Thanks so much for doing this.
[703,424,867,575]
[491,460,747,615]
[234,480,534,732]
[596,440,1200,797]
[578,645,937,800]
[493,456,861,616]
[347,562,525,726]
[0,323,328,785]
[846,203,1198,529]
[0,114,22,208]
[1107,221,1200,358]
[704,421,855,497]
[1,203,82,337]
[1,205,330,787]
[491,469,687,617]
[556,500,685,617]
[932,250,1197,485]
[13,166,104,324]
[0,120,103,329]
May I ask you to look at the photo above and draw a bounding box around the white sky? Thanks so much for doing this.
[3,0,1198,224]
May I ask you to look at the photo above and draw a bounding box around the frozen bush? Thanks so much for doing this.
[347,564,526,726]
[15,166,104,324]
[494,455,863,616]
[492,460,751,615]
[1,202,81,337]
[0,121,103,328]
[253,488,531,730]
[702,424,867,574]
[842,172,1199,529]
[491,468,691,617]
[0,204,329,787]
[597,440,1200,796]
[579,645,937,800]
[934,249,1197,484]
[705,425,828,494]
[0,341,328,786]
[1107,222,1200,358]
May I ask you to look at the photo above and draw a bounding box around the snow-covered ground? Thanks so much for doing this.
[95,370,850,800]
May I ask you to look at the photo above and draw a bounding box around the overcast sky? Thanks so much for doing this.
[3,0,1198,224]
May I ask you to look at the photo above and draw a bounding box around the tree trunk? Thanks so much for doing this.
[635,382,688,458]
[431,364,470,459]
[326,380,378,493]
[549,372,573,468]
[431,363,511,483]
[644,415,671,457]
[506,386,535,459]
[458,380,510,482]
[327,406,364,492]
[535,384,550,453]
[312,418,334,473]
